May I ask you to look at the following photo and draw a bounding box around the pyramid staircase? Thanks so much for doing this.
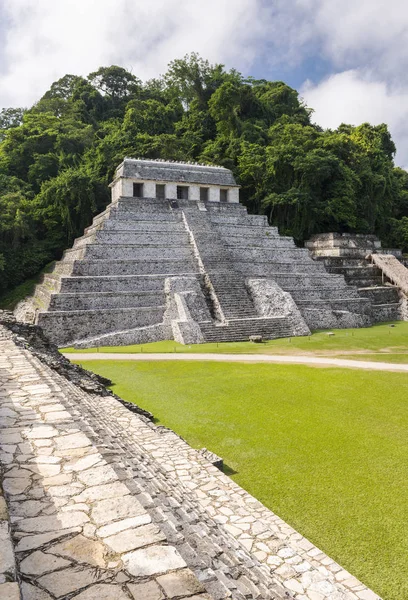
[207,204,372,330]
[180,204,296,342]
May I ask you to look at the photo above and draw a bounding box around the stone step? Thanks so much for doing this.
[213,224,279,236]
[284,287,362,301]
[204,201,247,212]
[296,298,371,313]
[72,260,198,277]
[357,286,400,304]
[103,220,185,232]
[110,211,181,222]
[59,275,179,293]
[318,257,371,268]
[227,247,310,260]
[224,238,295,248]
[114,197,174,213]
[208,214,268,226]
[371,303,402,322]
[345,277,384,287]
[84,206,112,232]
[82,245,193,261]
[199,317,294,342]
[48,291,165,311]
[52,261,76,276]
[74,231,190,248]
[234,261,328,275]
[41,274,62,292]
[30,285,52,310]
[271,274,346,287]
[300,307,370,330]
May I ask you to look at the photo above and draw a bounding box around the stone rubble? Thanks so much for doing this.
[0,323,381,600]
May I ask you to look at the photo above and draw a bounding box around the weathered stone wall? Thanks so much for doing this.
[111,159,240,204]
[306,233,402,258]
[247,279,310,336]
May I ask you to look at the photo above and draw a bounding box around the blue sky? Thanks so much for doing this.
[0,0,407,166]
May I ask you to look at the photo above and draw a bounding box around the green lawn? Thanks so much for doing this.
[74,358,408,600]
[64,321,408,364]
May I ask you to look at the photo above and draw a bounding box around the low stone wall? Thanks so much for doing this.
[49,291,165,311]
[306,233,382,258]
[73,259,197,276]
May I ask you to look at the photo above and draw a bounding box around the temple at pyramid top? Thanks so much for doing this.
[110,158,240,203]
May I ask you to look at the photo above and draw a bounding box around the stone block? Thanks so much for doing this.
[0,582,20,600]
[127,580,164,600]
[157,569,206,597]
[123,545,186,577]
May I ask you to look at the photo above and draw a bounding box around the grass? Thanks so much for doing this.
[63,321,408,364]
[72,358,408,600]
[0,262,55,310]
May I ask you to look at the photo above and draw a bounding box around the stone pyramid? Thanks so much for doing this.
[16,159,373,347]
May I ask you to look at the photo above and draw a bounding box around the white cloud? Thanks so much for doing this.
[1,0,408,165]
[302,70,408,167]
[0,0,269,108]
[300,0,408,77]
[264,0,408,78]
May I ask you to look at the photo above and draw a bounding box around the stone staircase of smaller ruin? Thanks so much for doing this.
[305,234,407,322]
[370,253,408,296]
[198,318,295,342]
[320,258,402,322]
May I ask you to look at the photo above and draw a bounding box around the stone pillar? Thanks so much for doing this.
[209,187,220,202]
[228,188,239,203]
[189,185,200,201]
[166,183,177,200]
[144,181,156,198]
[110,179,122,202]
[122,179,134,198]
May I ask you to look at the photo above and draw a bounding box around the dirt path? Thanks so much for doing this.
[64,352,408,373]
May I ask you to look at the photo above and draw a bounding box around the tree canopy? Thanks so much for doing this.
[0,54,407,295]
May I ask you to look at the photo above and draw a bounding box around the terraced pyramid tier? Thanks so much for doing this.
[17,196,375,346]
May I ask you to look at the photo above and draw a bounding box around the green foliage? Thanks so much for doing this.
[0,107,26,140]
[0,53,407,294]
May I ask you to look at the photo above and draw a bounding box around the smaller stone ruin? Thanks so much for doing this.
[306,233,408,322]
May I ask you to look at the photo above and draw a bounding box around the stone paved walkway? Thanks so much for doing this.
[0,326,381,600]
[66,352,408,373]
